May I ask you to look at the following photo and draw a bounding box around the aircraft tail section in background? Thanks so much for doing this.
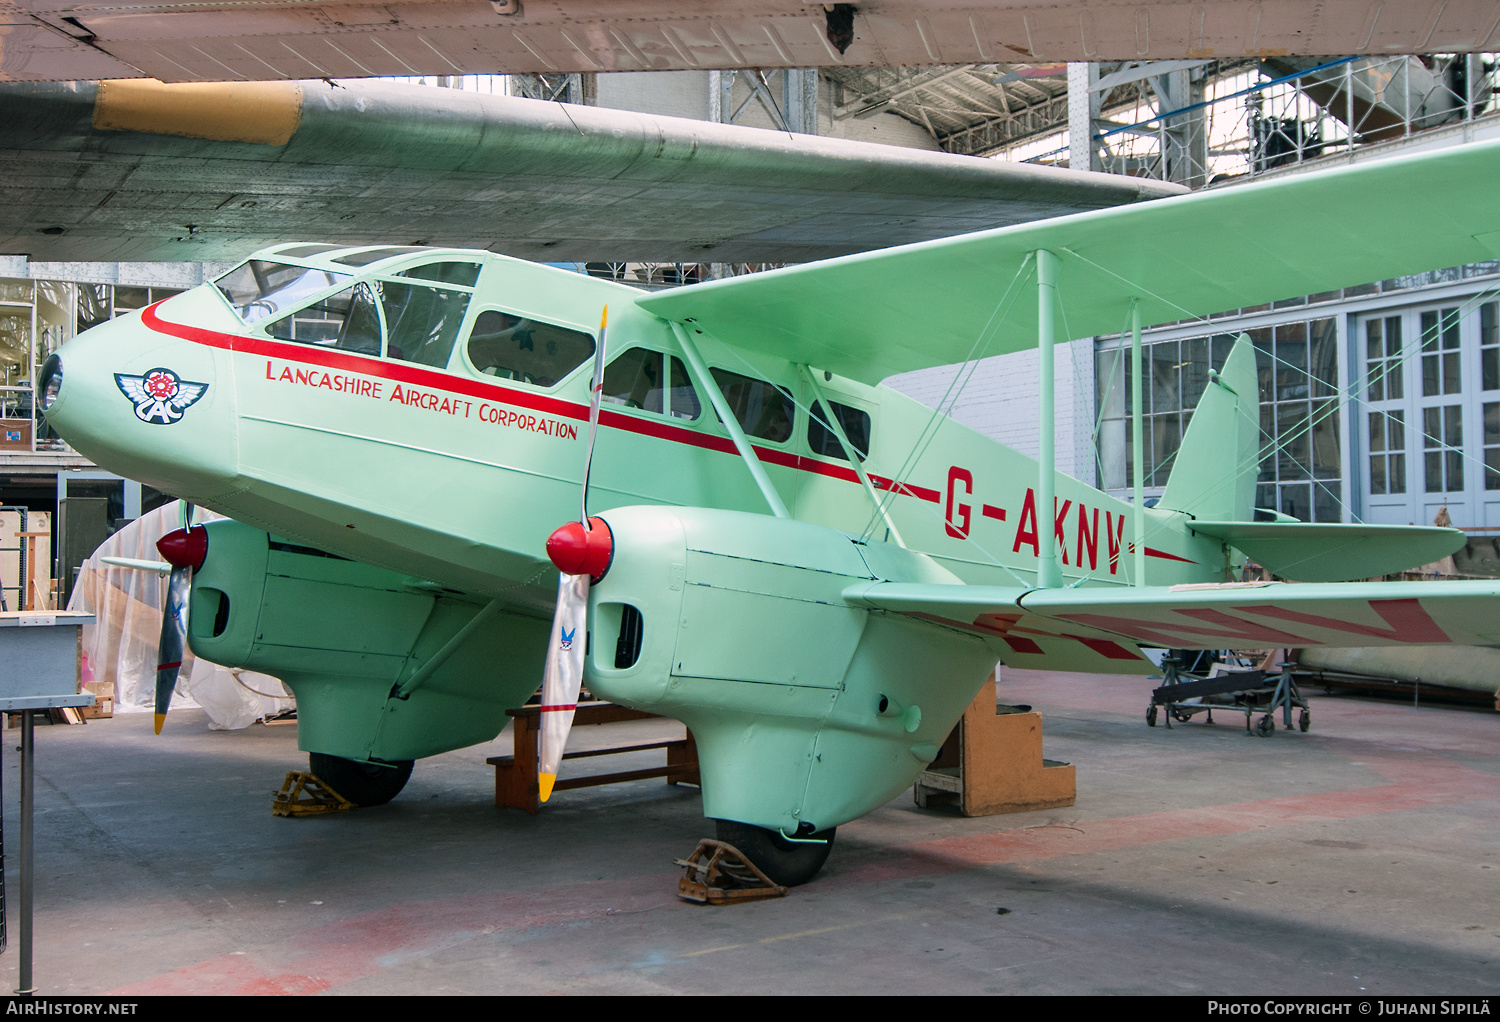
[1158,333,1260,525]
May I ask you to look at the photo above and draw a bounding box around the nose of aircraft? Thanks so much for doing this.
[41,305,239,500]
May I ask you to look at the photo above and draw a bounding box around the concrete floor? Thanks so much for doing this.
[2,669,1496,996]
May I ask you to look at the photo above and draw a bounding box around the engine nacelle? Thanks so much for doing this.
[585,505,999,836]
[188,518,547,763]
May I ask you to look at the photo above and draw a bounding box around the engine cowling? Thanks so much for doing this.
[583,505,999,836]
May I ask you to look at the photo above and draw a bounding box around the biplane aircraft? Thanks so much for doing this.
[39,134,1500,885]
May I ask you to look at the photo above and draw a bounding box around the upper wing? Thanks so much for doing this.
[845,578,1500,653]
[637,138,1500,383]
[0,78,1177,264]
[3,3,1496,83]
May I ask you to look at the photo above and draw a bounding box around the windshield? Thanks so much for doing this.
[215,261,351,325]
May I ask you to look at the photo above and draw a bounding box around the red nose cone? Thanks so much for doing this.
[546,517,613,580]
[157,526,208,571]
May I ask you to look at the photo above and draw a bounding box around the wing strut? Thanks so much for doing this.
[801,365,906,548]
[1036,249,1062,587]
[670,322,791,519]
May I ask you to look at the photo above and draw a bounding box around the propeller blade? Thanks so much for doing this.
[154,563,191,735]
[100,556,172,575]
[580,306,607,527]
[151,500,208,735]
[537,572,590,802]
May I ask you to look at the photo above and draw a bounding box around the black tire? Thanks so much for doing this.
[1256,714,1275,738]
[308,753,414,806]
[714,819,835,887]
[1146,704,1158,727]
[1299,709,1311,733]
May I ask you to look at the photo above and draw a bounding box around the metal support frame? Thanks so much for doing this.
[1131,300,1146,587]
[802,365,905,548]
[1036,249,1062,588]
[670,323,790,519]
[17,710,33,995]
[710,68,818,135]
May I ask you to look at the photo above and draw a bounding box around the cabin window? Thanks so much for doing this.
[466,310,594,387]
[382,282,472,369]
[710,368,794,443]
[215,261,350,325]
[807,399,871,461]
[265,282,383,355]
[602,348,699,419]
[400,262,482,288]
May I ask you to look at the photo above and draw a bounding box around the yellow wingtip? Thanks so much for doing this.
[538,772,557,802]
[153,713,165,735]
[599,305,608,329]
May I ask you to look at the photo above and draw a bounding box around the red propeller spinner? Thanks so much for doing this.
[156,526,208,571]
[545,517,612,581]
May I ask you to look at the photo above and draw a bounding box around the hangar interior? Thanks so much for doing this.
[1,17,1499,996]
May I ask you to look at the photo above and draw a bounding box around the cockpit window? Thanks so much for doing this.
[400,262,481,287]
[603,348,700,419]
[466,310,594,388]
[265,282,383,356]
[331,246,427,267]
[215,261,350,325]
[382,282,472,369]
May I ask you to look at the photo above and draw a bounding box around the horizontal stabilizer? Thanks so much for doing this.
[844,577,1500,652]
[1186,521,1465,582]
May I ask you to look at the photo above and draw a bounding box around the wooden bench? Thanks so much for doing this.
[487,701,699,814]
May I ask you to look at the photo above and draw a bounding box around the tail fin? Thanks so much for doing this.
[1158,334,1260,522]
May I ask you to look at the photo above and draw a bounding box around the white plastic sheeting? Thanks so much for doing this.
[66,502,294,730]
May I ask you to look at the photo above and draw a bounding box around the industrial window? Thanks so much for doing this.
[1483,303,1499,391]
[381,282,472,369]
[1365,315,1404,402]
[1420,308,1462,397]
[465,310,594,388]
[808,399,871,461]
[1423,404,1464,493]
[1485,403,1500,490]
[1367,410,1406,496]
[602,348,699,419]
[215,261,351,326]
[710,368,794,444]
[265,282,383,356]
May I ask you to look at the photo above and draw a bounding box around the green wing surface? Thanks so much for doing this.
[637,138,1500,383]
[1185,522,1467,582]
[845,579,1500,651]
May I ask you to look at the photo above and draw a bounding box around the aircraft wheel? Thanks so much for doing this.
[1255,714,1275,738]
[1171,709,1194,724]
[308,753,414,806]
[1146,704,1158,727]
[1299,709,1311,733]
[714,820,835,887]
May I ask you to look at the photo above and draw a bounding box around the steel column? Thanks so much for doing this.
[17,710,33,996]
